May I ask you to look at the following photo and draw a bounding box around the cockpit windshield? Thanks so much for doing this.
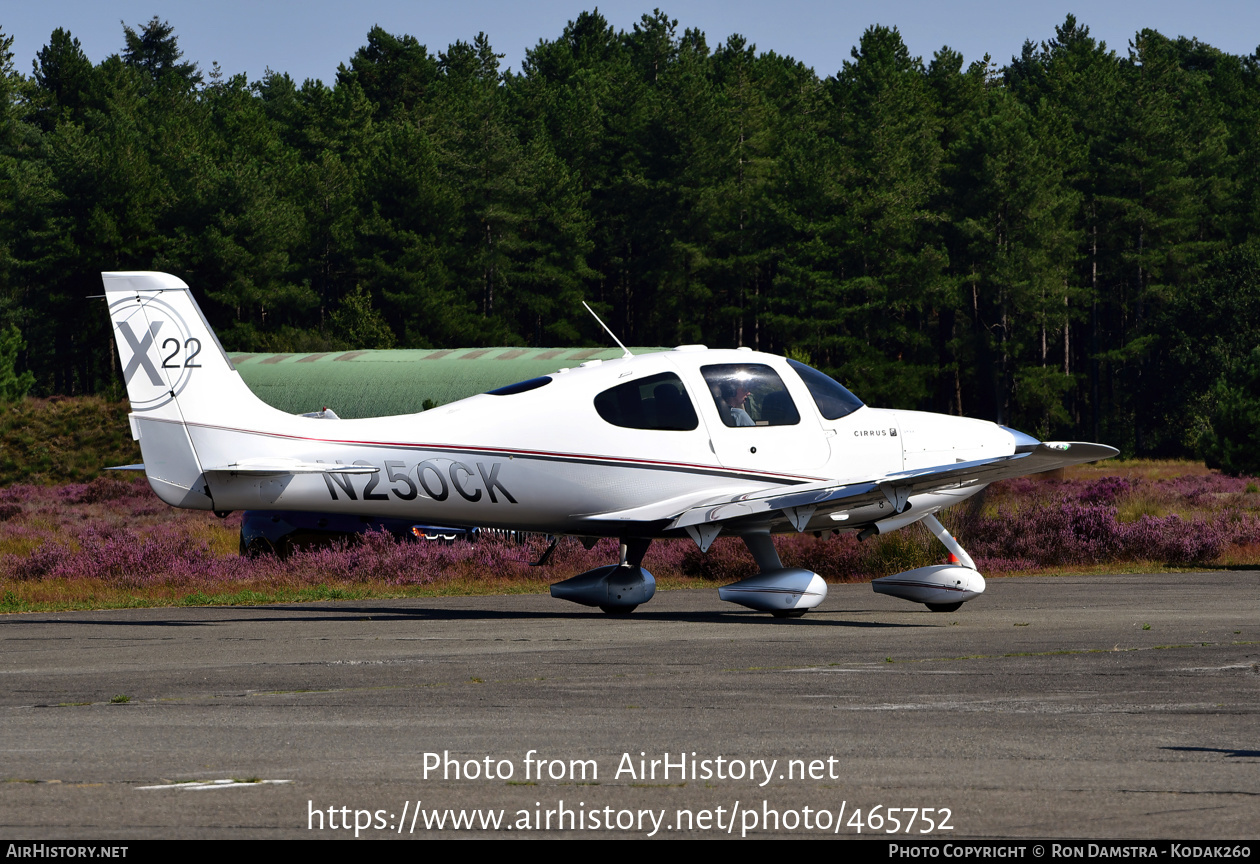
[786,359,864,420]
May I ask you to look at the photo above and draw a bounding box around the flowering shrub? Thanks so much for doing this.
[1079,476,1133,505]
[2,467,1259,601]
[61,476,149,505]
[952,473,1259,567]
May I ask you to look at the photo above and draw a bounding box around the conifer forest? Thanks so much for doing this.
[3,12,1260,462]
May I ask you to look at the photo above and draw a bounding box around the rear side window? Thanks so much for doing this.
[486,376,552,396]
[594,372,698,431]
[787,359,864,420]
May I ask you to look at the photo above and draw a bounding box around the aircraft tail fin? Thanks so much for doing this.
[101,271,270,509]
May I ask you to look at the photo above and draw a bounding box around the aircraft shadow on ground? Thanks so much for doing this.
[8,605,931,629]
[1161,746,1260,758]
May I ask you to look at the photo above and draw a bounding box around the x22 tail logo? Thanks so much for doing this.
[110,296,200,409]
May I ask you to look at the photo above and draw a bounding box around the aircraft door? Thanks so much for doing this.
[691,362,831,478]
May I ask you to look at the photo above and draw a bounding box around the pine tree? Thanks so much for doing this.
[121,17,202,89]
[31,28,97,130]
[337,26,439,117]
[0,324,34,401]
[823,26,945,408]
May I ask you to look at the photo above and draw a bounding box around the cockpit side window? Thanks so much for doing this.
[787,359,864,420]
[594,372,699,431]
[700,364,800,428]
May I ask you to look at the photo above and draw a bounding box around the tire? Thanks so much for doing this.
[925,602,963,613]
[771,609,807,619]
[600,605,637,615]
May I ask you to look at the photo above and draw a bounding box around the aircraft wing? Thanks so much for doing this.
[201,460,378,476]
[672,441,1117,533]
[585,442,1117,540]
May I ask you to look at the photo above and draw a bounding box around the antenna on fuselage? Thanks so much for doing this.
[582,301,633,359]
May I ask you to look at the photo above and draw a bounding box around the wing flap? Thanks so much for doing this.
[573,481,789,524]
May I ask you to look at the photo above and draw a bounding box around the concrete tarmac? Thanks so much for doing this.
[1,572,1257,839]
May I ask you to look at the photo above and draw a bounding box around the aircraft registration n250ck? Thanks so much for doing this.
[102,271,1117,618]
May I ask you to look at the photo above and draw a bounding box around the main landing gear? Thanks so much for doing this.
[716,530,829,617]
[547,512,986,618]
[549,538,656,614]
[548,530,827,618]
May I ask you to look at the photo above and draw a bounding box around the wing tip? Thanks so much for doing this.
[1042,442,1120,461]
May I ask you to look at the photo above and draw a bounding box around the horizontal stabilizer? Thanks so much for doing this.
[202,460,379,476]
[106,464,147,471]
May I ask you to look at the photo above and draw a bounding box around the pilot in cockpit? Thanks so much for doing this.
[719,379,755,427]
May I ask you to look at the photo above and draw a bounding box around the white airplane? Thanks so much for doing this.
[102,271,1117,617]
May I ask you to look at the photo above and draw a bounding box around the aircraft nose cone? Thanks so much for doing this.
[1000,426,1041,454]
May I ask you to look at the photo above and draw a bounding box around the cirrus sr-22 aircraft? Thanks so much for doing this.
[102,271,1117,618]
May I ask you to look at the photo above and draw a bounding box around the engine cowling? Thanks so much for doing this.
[871,564,985,610]
[550,565,656,612]
[718,568,828,616]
